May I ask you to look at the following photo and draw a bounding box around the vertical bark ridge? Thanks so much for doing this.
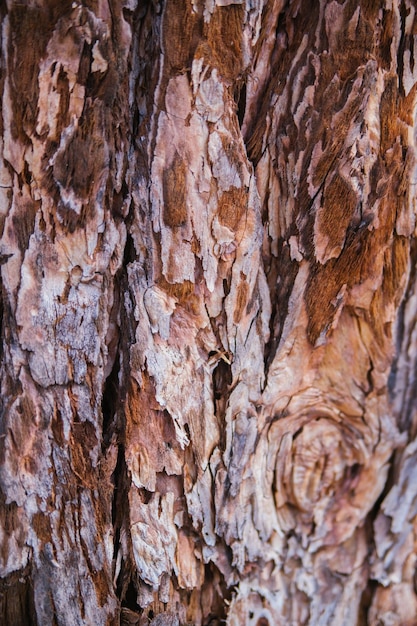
[119,1,271,622]
[251,0,417,623]
[1,0,133,623]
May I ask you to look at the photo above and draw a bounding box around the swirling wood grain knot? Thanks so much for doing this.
[273,413,370,542]
[290,418,362,512]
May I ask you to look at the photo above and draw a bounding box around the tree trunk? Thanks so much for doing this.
[1,0,417,624]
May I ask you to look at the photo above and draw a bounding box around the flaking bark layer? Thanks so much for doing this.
[1,1,417,625]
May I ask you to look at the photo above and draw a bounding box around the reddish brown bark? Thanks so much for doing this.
[1,1,417,625]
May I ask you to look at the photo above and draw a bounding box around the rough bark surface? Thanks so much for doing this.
[1,1,417,625]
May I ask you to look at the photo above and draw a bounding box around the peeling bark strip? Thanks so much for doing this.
[1,0,417,624]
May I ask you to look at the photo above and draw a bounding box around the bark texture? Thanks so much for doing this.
[1,1,417,625]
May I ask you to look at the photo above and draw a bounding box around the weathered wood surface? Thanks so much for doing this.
[1,0,417,624]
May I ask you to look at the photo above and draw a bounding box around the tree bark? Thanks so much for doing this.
[1,1,417,624]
